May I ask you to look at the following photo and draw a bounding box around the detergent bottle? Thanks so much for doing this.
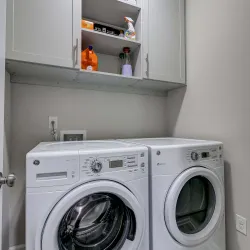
[81,45,98,71]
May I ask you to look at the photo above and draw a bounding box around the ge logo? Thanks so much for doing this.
[33,160,40,166]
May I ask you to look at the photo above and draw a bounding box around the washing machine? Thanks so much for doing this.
[26,141,149,250]
[119,138,225,250]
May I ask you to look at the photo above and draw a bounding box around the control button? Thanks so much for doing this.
[141,152,145,157]
[191,152,199,161]
[127,157,136,160]
[141,163,145,168]
[128,164,137,168]
[157,151,161,156]
[90,160,103,173]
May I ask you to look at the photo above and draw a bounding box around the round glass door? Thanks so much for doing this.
[39,181,144,250]
[176,176,216,234]
[165,167,224,247]
[58,193,136,250]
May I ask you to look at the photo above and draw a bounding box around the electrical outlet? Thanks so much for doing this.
[49,116,58,129]
[236,214,247,235]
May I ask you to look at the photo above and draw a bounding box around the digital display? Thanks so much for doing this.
[110,160,123,168]
[202,152,210,158]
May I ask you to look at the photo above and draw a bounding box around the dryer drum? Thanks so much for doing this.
[175,176,216,234]
[58,193,136,250]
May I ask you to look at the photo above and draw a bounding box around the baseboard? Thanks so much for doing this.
[9,244,25,250]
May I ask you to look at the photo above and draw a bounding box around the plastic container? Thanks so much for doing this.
[81,45,98,71]
[122,47,132,76]
[81,20,94,30]
[124,17,136,40]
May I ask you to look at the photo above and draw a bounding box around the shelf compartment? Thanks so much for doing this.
[81,28,141,56]
[82,0,141,28]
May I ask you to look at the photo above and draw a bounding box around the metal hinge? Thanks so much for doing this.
[74,38,79,68]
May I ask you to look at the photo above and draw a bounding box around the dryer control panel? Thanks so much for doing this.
[186,145,223,166]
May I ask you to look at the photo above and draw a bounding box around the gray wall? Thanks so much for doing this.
[166,0,250,249]
[10,83,168,247]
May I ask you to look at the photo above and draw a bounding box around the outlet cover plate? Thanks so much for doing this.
[236,214,247,235]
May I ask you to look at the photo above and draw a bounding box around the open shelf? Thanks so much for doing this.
[82,0,141,28]
[82,28,141,56]
[6,60,186,96]
[79,69,141,82]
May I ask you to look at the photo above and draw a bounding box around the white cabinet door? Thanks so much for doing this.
[6,0,81,69]
[144,0,186,84]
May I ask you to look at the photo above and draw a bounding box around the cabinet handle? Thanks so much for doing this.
[74,38,79,67]
[146,53,149,78]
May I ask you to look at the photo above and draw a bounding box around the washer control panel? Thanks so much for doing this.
[81,152,147,177]
[90,160,103,173]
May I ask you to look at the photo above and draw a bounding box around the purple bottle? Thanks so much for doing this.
[122,47,133,77]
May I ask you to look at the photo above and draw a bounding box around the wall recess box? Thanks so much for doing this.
[60,130,87,141]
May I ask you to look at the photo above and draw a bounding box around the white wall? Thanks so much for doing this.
[10,83,168,247]
[166,0,250,249]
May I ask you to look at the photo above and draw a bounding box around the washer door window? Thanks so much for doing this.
[40,181,144,250]
[58,193,136,250]
[165,167,224,247]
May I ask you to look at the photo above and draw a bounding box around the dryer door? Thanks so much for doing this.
[165,167,224,247]
[39,181,144,250]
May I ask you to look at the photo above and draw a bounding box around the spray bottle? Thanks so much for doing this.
[124,17,136,40]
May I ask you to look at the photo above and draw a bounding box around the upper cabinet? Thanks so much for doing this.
[6,0,81,68]
[144,0,186,84]
[5,0,186,96]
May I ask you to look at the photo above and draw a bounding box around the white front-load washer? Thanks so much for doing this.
[26,141,149,250]
[119,138,226,250]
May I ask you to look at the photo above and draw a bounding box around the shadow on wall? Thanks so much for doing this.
[10,183,25,248]
[166,87,186,136]
[224,161,240,250]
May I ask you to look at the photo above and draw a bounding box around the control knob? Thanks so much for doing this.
[90,160,103,173]
[191,152,199,161]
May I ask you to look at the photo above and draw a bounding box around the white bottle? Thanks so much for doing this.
[120,0,137,5]
[124,17,136,40]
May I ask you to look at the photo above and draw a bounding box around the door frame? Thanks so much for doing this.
[0,0,7,248]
